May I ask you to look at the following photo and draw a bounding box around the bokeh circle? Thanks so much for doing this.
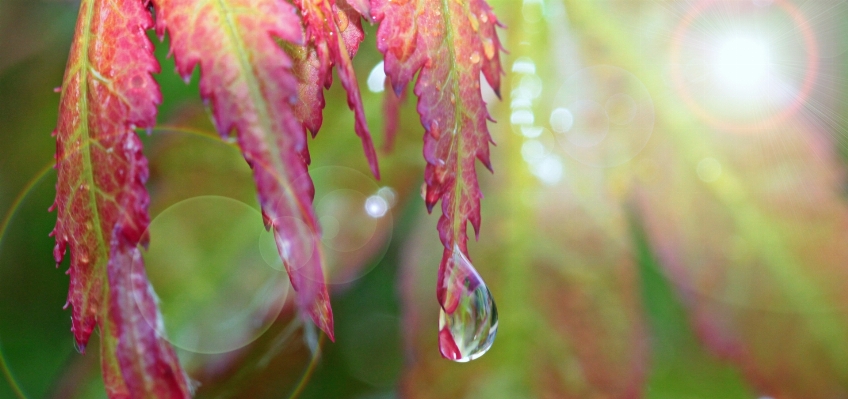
[137,195,290,354]
[550,65,655,167]
[304,166,394,285]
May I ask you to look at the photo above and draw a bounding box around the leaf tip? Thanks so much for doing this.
[304,287,335,342]
[74,339,87,355]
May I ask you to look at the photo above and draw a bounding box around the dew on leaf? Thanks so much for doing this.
[468,13,480,32]
[438,247,498,362]
[482,38,496,60]
[336,10,349,32]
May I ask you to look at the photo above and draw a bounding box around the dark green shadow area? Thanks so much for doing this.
[297,197,423,399]
[0,170,76,399]
[630,212,755,399]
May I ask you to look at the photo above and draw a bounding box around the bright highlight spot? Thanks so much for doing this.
[365,195,389,218]
[367,61,386,93]
[531,155,563,185]
[712,36,772,98]
[521,140,546,162]
[519,74,543,99]
[510,109,535,125]
[511,97,532,109]
[521,126,543,138]
[550,107,574,133]
[512,57,536,74]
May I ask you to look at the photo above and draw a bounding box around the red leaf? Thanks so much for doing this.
[101,238,191,398]
[52,0,190,395]
[291,46,325,139]
[345,0,371,19]
[371,0,504,310]
[293,0,380,178]
[152,0,335,339]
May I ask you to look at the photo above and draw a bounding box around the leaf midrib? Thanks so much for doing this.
[72,0,110,282]
[211,0,305,221]
[440,0,467,247]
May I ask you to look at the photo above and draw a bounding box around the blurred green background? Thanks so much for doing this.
[3,0,848,398]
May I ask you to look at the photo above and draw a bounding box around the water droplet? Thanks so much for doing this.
[470,52,481,64]
[429,120,441,140]
[479,12,489,23]
[482,38,496,60]
[468,13,480,31]
[450,93,456,104]
[437,247,498,362]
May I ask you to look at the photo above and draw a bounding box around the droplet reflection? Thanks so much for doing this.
[438,248,498,362]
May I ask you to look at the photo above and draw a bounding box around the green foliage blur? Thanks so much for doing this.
[2,0,848,398]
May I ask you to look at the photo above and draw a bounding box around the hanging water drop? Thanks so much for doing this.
[470,51,481,64]
[437,247,498,362]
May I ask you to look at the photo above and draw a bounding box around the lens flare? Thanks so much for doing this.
[711,35,772,99]
[669,0,819,133]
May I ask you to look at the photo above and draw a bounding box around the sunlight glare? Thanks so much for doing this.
[712,35,772,99]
